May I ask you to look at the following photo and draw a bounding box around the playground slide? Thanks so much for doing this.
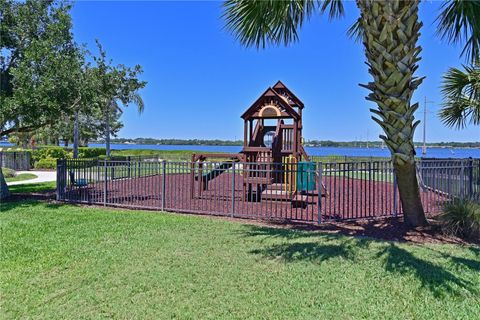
[195,162,235,184]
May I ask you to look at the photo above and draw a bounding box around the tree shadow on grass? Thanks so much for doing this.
[245,226,371,264]
[425,247,480,272]
[243,225,478,297]
[250,241,358,263]
[377,244,478,297]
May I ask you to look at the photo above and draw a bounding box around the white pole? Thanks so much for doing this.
[422,97,434,157]
[422,96,427,156]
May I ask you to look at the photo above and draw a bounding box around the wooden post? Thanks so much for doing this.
[244,120,248,147]
[293,120,298,159]
[249,119,253,143]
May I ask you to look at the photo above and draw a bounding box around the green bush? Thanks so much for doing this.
[35,158,58,170]
[1,167,16,178]
[78,147,106,158]
[32,147,70,163]
[440,200,480,240]
[32,146,106,161]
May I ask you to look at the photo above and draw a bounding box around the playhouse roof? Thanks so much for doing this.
[272,80,304,109]
[241,82,302,120]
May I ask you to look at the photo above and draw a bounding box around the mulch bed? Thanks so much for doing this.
[258,216,473,245]
[63,173,446,221]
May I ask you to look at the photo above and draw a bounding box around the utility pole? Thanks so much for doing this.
[422,96,434,157]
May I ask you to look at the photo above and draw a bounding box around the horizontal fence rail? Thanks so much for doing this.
[57,158,480,224]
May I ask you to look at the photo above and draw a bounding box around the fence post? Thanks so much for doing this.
[231,164,235,218]
[56,159,65,201]
[127,156,131,178]
[317,162,322,224]
[468,158,473,198]
[161,160,166,211]
[393,164,398,217]
[460,164,465,200]
[103,159,108,206]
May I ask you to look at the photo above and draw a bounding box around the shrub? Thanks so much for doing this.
[440,200,480,240]
[35,158,58,170]
[32,147,70,163]
[1,167,16,178]
[78,147,106,158]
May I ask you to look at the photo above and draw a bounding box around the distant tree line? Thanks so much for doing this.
[104,138,480,148]
[108,138,244,146]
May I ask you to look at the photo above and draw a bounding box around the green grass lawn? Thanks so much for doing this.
[1,201,479,319]
[5,172,37,183]
[7,181,56,193]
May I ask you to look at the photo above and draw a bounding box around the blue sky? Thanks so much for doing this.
[71,1,479,142]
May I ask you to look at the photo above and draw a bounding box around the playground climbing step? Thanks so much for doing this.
[262,189,292,201]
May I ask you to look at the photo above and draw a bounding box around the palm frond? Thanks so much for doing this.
[222,0,344,49]
[320,0,345,20]
[440,62,480,129]
[439,97,472,129]
[441,66,472,97]
[110,100,122,113]
[130,92,144,114]
[436,0,480,63]
[347,17,363,42]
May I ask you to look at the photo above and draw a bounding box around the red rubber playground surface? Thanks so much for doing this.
[64,173,446,222]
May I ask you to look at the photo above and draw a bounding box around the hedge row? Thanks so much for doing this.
[1,147,106,169]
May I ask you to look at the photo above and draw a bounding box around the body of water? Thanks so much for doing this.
[86,143,480,159]
[3,141,479,158]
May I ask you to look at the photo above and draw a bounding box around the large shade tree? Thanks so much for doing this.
[91,41,146,157]
[222,0,480,226]
[0,0,85,199]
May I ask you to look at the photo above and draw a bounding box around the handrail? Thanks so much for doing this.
[249,121,263,146]
[272,119,283,153]
[300,144,310,161]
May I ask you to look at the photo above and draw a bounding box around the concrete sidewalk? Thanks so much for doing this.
[7,170,56,186]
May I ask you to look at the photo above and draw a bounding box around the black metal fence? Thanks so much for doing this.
[57,158,480,223]
[0,151,31,170]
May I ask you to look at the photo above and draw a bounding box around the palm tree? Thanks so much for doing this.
[105,92,144,157]
[439,60,480,128]
[222,0,480,227]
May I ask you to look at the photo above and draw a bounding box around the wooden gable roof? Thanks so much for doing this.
[272,80,304,109]
[241,86,300,120]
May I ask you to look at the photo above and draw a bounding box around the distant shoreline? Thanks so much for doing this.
[98,140,480,149]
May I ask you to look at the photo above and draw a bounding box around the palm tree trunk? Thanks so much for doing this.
[0,155,10,200]
[73,110,79,159]
[105,102,111,158]
[357,0,427,226]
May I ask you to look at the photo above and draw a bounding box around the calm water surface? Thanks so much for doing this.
[87,143,480,159]
[2,141,479,158]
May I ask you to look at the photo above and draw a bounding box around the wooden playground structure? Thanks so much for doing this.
[191,81,321,206]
